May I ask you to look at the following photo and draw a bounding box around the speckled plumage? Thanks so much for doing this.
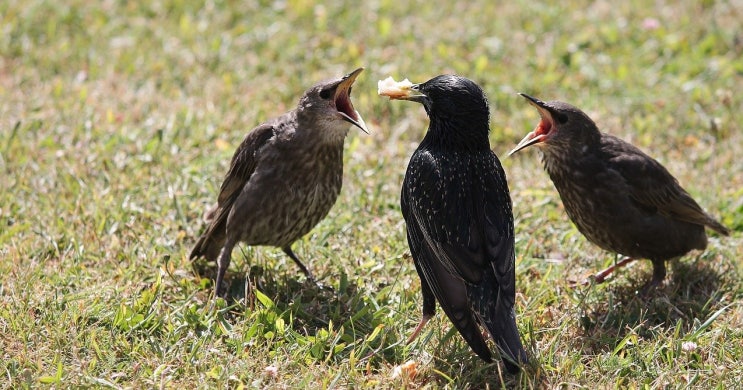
[393,75,527,373]
[510,94,729,288]
[190,68,367,298]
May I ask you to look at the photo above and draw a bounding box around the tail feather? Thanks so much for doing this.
[482,308,527,374]
[705,217,730,236]
[189,232,224,262]
[190,205,228,262]
[470,274,527,374]
[447,311,493,363]
[421,257,494,362]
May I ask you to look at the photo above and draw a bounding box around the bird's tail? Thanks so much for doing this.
[704,217,730,237]
[471,274,528,374]
[189,232,224,262]
[481,305,528,374]
[189,205,227,263]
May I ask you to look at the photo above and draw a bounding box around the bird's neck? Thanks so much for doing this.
[540,141,593,179]
[422,117,491,152]
[295,110,350,145]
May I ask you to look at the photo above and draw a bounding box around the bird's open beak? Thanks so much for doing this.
[507,93,554,156]
[334,67,369,134]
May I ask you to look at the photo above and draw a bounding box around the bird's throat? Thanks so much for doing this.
[424,119,491,151]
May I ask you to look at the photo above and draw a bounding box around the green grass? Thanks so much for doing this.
[2,0,742,388]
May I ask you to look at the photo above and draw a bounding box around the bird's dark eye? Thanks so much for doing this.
[319,88,333,99]
[555,112,569,124]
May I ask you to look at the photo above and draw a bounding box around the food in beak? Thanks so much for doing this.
[378,77,414,100]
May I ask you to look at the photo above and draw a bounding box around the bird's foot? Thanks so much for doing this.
[567,275,601,288]
[566,257,636,288]
[637,274,665,297]
[638,282,659,297]
[304,271,318,285]
[574,257,637,286]
[567,278,592,288]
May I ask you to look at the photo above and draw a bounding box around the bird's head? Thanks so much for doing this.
[508,93,599,156]
[382,74,489,121]
[299,67,369,137]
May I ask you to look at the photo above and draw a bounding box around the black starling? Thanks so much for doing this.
[380,75,527,373]
[509,94,730,290]
[190,68,368,298]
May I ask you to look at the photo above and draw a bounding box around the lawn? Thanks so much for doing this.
[1,0,742,388]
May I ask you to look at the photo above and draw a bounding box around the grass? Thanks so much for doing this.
[1,0,742,388]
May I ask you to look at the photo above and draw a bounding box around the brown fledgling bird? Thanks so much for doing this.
[190,68,368,298]
[380,75,527,373]
[509,94,730,290]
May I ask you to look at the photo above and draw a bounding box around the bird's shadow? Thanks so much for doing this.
[404,318,548,387]
[191,253,349,332]
[573,257,732,354]
[219,264,357,333]
[426,347,549,388]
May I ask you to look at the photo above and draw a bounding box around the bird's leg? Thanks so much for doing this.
[244,267,255,310]
[282,246,315,282]
[650,259,667,285]
[592,256,636,284]
[215,238,237,298]
[406,313,433,344]
[639,259,666,295]
[407,269,436,344]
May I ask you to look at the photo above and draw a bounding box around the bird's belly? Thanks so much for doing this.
[238,169,342,247]
[559,187,707,260]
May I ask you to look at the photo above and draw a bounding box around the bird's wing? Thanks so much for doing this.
[191,123,276,260]
[402,160,493,361]
[402,150,519,362]
[217,123,276,207]
[404,151,514,286]
[605,137,729,235]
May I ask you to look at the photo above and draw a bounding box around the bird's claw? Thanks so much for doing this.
[567,274,602,288]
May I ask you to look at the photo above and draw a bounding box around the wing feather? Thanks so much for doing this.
[604,136,729,236]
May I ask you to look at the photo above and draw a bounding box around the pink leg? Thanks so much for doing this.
[592,257,636,283]
[406,314,433,344]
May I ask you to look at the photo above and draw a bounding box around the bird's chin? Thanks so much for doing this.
[339,111,369,133]
[507,132,547,156]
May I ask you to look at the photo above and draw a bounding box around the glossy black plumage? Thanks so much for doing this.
[510,94,730,289]
[385,75,527,373]
[190,68,368,298]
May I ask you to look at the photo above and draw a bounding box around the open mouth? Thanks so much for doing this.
[334,68,368,133]
[507,93,555,156]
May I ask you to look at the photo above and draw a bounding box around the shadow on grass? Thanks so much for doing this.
[397,311,547,387]
[191,254,347,329]
[575,257,732,354]
[203,260,549,386]
[195,260,408,365]
[427,347,548,388]
[224,264,357,332]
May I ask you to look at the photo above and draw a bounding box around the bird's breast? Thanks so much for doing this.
[238,141,345,246]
